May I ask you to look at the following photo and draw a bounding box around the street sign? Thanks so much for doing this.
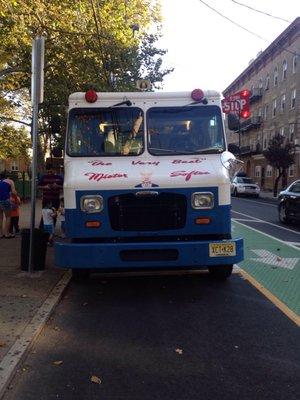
[222,89,251,116]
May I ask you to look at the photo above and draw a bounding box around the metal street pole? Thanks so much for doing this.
[28,36,45,274]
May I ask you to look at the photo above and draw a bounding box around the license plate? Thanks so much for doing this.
[209,242,236,257]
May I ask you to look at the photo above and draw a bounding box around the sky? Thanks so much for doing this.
[158,0,299,94]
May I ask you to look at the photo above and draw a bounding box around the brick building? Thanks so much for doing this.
[223,17,299,191]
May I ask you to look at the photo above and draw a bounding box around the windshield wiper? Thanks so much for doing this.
[196,147,224,154]
[148,148,197,154]
[110,100,132,107]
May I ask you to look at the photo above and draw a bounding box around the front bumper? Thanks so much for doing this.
[55,238,243,270]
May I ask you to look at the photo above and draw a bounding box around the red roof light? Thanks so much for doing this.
[191,89,204,102]
[85,89,98,103]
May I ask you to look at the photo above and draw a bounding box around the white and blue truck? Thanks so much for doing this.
[55,88,243,279]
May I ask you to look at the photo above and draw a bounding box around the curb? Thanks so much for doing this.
[0,271,71,399]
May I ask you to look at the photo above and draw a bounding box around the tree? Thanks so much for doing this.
[0,0,173,168]
[263,134,296,197]
[0,124,31,161]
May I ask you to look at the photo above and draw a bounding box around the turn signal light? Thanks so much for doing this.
[195,217,211,225]
[85,221,101,228]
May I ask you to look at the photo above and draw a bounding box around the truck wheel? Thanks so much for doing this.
[208,265,233,280]
[72,269,90,281]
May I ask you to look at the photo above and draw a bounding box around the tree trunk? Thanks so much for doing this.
[282,169,288,189]
[274,172,282,197]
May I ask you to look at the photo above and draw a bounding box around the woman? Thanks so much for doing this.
[0,172,16,238]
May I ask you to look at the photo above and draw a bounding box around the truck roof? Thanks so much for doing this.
[69,90,221,102]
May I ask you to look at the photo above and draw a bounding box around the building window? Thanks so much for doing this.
[255,166,261,178]
[274,67,278,86]
[293,55,297,74]
[289,123,295,142]
[266,165,273,177]
[263,133,269,150]
[11,161,19,171]
[280,94,286,112]
[258,107,262,117]
[279,127,285,137]
[264,104,268,120]
[272,99,277,117]
[259,78,263,89]
[291,89,296,109]
[282,60,287,80]
[265,74,270,90]
[288,165,294,177]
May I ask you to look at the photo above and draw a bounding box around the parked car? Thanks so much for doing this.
[278,180,300,224]
[231,176,260,197]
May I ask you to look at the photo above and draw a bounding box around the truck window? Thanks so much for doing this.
[67,107,144,157]
[147,105,225,155]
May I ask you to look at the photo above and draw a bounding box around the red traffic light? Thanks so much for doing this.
[241,110,250,119]
[240,89,251,98]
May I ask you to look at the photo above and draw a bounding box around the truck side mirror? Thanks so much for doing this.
[227,113,239,131]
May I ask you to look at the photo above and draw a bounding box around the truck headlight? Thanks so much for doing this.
[80,195,104,213]
[191,192,214,209]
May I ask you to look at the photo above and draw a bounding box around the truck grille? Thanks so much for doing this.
[108,192,187,231]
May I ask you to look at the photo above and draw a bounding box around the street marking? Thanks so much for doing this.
[232,211,300,235]
[233,218,266,222]
[250,249,299,270]
[0,271,71,398]
[238,268,300,327]
[233,219,300,250]
[232,197,277,207]
[285,241,300,246]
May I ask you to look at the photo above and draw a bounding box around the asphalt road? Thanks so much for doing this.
[232,197,300,245]
[3,197,300,400]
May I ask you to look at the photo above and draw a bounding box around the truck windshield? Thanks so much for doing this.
[67,107,144,156]
[147,105,225,155]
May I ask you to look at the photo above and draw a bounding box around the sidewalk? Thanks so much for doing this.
[259,190,278,202]
[0,200,69,395]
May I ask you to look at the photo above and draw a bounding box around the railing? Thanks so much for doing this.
[250,88,263,104]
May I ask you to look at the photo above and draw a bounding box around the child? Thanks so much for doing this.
[9,192,21,235]
[42,201,56,245]
[58,197,66,238]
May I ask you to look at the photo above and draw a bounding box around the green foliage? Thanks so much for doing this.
[263,134,295,171]
[0,124,31,160]
[0,0,173,163]
[263,133,296,195]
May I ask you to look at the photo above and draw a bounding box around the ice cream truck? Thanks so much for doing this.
[54,88,244,280]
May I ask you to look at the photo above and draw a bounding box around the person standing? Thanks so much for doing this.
[0,172,16,238]
[41,201,56,245]
[9,192,21,235]
[38,164,63,228]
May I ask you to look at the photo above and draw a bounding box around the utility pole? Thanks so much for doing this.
[28,36,45,274]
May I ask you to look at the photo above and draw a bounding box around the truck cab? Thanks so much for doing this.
[55,89,243,279]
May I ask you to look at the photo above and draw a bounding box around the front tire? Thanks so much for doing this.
[208,265,233,280]
[72,269,90,282]
[279,203,289,224]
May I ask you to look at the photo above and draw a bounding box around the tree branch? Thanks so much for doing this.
[0,116,32,127]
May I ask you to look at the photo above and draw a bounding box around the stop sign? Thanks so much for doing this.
[221,89,251,116]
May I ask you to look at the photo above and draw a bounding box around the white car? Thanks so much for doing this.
[231,176,260,197]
